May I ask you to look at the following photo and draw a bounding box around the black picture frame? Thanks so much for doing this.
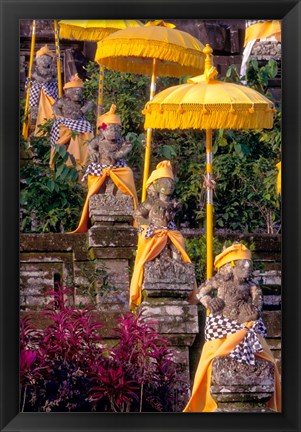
[1,0,300,431]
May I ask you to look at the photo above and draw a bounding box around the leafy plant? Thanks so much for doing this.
[20,130,86,233]
[89,310,181,412]
[20,285,184,412]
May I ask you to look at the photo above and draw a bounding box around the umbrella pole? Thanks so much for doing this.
[205,129,213,279]
[54,20,63,98]
[96,64,105,134]
[141,58,157,202]
[22,20,36,139]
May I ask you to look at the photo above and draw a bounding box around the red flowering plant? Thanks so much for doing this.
[20,284,105,412]
[89,311,183,412]
[20,284,186,412]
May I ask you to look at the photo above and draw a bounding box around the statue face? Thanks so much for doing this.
[155,177,174,196]
[65,87,83,102]
[232,259,253,280]
[102,123,121,141]
[36,55,53,70]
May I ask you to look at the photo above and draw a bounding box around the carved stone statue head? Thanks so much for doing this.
[64,86,83,102]
[154,177,175,196]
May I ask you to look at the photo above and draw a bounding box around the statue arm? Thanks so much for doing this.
[250,283,263,312]
[88,137,100,163]
[115,140,132,159]
[81,100,94,115]
[197,279,217,307]
[134,199,152,225]
[197,277,225,314]
[52,99,64,117]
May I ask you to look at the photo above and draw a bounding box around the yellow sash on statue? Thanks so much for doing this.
[69,167,138,234]
[33,89,55,136]
[183,324,281,413]
[49,126,93,170]
[129,228,191,310]
[244,20,281,47]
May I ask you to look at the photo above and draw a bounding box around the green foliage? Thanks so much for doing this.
[20,131,85,233]
[20,57,281,234]
[244,59,278,94]
[185,235,223,284]
[83,61,179,135]
[72,263,119,307]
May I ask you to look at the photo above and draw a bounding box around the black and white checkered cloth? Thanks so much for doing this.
[81,159,127,181]
[26,79,58,108]
[205,314,267,365]
[50,117,93,147]
[138,221,178,238]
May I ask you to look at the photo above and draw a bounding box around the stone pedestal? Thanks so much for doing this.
[139,257,199,411]
[88,193,137,312]
[210,357,275,412]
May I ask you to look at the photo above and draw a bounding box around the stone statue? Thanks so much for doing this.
[70,104,138,234]
[52,78,93,121]
[50,74,94,170]
[197,242,263,323]
[129,160,194,310]
[135,178,182,230]
[32,46,57,85]
[84,104,132,195]
[183,242,281,414]
[134,161,183,261]
[28,45,58,133]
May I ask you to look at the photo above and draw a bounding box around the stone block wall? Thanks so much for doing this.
[20,231,282,375]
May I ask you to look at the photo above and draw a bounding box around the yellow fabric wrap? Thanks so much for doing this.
[97,103,121,127]
[183,325,281,413]
[49,126,93,170]
[145,160,174,188]
[33,89,55,136]
[129,228,191,310]
[70,167,138,234]
[36,45,55,58]
[244,20,281,47]
[63,74,83,90]
[214,243,251,270]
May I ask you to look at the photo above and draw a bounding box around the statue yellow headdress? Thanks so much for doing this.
[97,104,121,129]
[145,160,174,189]
[36,45,55,58]
[214,243,251,270]
[63,73,84,90]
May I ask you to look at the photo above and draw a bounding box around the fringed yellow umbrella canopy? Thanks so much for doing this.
[58,20,143,127]
[95,20,206,201]
[58,19,143,41]
[143,44,275,279]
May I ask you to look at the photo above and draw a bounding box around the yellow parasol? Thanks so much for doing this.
[58,20,143,128]
[143,44,275,279]
[95,20,206,201]
[58,20,143,41]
